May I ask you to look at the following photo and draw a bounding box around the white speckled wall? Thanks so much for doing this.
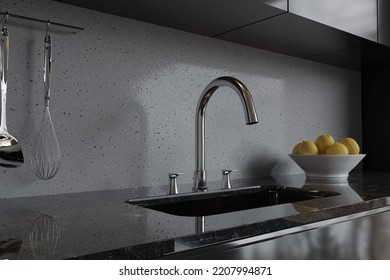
[1,0,361,198]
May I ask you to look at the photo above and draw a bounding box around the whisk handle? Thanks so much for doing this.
[44,34,51,107]
[0,27,8,132]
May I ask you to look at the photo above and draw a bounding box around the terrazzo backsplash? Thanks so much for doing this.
[1,0,361,198]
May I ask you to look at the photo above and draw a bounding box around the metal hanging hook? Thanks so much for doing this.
[1,11,9,30]
[44,20,51,44]
[45,20,50,36]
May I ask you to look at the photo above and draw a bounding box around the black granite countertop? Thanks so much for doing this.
[2,171,390,260]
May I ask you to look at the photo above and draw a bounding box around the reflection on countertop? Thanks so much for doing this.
[1,171,390,259]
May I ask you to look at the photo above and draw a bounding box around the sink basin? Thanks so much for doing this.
[126,186,340,216]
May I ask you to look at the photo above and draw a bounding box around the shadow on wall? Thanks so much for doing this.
[237,146,278,178]
[80,89,149,191]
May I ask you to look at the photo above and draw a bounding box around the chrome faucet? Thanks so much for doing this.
[193,76,259,192]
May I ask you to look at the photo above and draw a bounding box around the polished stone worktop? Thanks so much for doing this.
[2,171,390,260]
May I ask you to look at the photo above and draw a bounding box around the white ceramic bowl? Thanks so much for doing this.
[289,154,365,183]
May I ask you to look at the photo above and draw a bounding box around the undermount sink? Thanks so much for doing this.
[126,186,340,217]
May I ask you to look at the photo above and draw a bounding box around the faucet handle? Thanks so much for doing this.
[222,169,238,189]
[168,173,185,195]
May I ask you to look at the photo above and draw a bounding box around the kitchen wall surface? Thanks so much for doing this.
[1,0,361,198]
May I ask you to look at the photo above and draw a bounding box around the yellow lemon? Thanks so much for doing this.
[340,137,360,155]
[298,140,319,155]
[292,142,301,154]
[315,134,335,154]
[325,142,349,155]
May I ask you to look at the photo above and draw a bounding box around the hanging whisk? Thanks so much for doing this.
[31,21,61,180]
[29,214,61,260]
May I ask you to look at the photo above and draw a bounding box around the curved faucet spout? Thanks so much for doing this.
[194,76,258,191]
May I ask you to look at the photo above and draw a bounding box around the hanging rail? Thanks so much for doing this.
[0,11,84,32]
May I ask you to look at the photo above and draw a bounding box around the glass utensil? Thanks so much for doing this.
[31,29,61,179]
[0,25,24,167]
[29,215,61,260]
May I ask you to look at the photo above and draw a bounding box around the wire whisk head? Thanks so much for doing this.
[29,214,61,260]
[31,108,61,180]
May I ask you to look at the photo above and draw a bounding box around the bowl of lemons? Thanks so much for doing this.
[289,134,365,183]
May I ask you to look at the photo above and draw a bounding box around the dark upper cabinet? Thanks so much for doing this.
[53,0,390,71]
[216,0,384,71]
[53,0,287,37]
[378,0,390,47]
[289,0,377,42]
[216,12,363,69]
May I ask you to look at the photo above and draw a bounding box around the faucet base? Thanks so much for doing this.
[193,169,207,192]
